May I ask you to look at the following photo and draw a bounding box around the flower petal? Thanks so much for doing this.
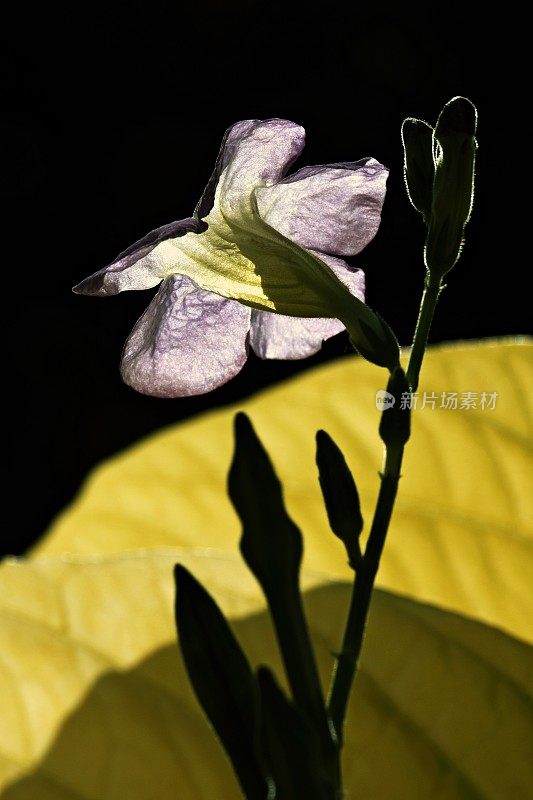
[194,120,261,219]
[73,217,206,297]
[219,119,306,209]
[120,276,251,397]
[250,253,365,359]
[249,312,344,360]
[255,158,388,256]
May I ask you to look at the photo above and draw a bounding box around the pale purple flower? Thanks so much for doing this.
[74,119,388,397]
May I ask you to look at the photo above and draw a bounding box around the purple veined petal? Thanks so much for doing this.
[255,157,388,257]
[73,217,206,297]
[219,119,306,208]
[249,253,365,359]
[194,120,260,220]
[249,311,345,360]
[120,275,251,397]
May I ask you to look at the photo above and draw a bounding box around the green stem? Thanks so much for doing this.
[327,274,443,745]
[327,444,403,743]
[406,275,443,391]
[268,587,328,728]
[267,587,340,795]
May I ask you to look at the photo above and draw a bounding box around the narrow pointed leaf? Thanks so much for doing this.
[228,412,332,748]
[228,412,303,590]
[174,565,268,800]
[316,430,363,568]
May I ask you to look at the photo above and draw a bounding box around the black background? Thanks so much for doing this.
[1,1,524,556]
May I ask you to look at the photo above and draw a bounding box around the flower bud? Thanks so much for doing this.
[401,118,435,223]
[424,97,477,278]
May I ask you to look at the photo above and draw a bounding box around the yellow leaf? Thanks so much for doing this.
[33,339,533,643]
[0,552,531,798]
[0,550,285,794]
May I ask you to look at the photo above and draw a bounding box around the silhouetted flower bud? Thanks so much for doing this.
[425,97,477,279]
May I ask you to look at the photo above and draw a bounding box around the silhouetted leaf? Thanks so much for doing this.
[228,412,333,760]
[175,565,268,800]
[228,412,302,591]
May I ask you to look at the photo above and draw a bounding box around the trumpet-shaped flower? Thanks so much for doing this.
[74,119,390,397]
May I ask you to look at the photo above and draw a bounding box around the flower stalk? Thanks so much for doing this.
[327,98,477,768]
[328,440,404,744]
[406,275,443,392]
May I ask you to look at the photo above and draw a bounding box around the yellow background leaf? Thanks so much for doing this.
[2,339,532,797]
[1,552,532,799]
[34,339,533,642]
